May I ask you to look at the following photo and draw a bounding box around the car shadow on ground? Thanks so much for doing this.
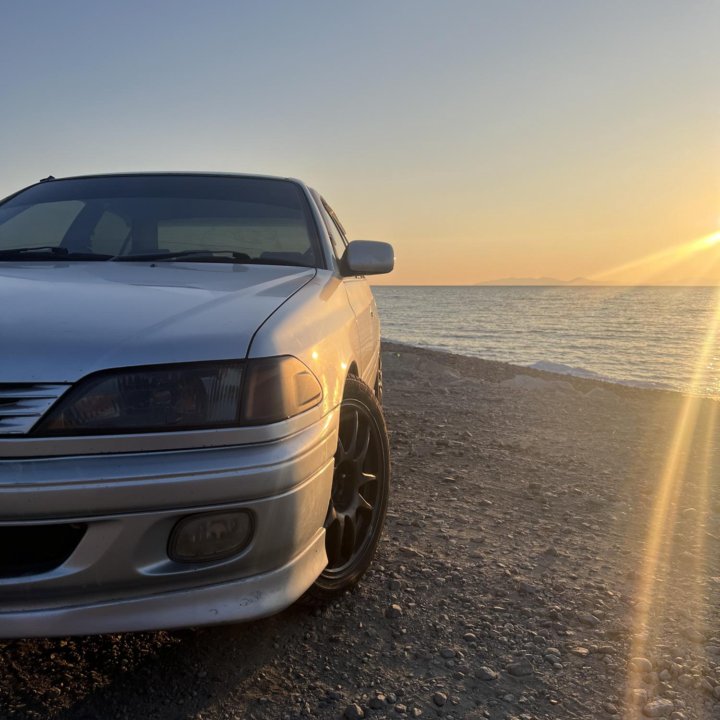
[1,604,316,720]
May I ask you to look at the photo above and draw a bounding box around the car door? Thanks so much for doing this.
[320,199,380,385]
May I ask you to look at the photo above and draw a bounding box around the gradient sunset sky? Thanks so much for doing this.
[1,1,718,285]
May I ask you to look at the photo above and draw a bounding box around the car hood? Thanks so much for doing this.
[0,261,316,382]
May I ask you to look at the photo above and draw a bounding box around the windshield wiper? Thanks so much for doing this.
[114,249,251,262]
[0,246,113,260]
[114,249,313,268]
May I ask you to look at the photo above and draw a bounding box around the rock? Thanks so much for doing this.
[476,666,497,681]
[344,704,365,719]
[630,689,648,705]
[506,658,533,677]
[605,625,627,639]
[385,604,403,619]
[432,692,447,707]
[462,632,477,642]
[603,702,619,715]
[400,546,422,557]
[517,579,539,594]
[439,647,456,659]
[578,612,601,627]
[629,657,653,673]
[681,627,704,643]
[369,694,386,709]
[699,677,714,693]
[394,704,407,714]
[568,646,590,657]
[714,686,720,699]
[643,699,673,717]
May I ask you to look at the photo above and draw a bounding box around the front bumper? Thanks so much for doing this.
[0,409,338,638]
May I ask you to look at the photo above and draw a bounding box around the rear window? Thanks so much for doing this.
[0,175,322,265]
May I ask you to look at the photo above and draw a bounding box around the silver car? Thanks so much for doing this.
[0,173,393,637]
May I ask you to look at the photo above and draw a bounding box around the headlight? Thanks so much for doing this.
[35,356,322,435]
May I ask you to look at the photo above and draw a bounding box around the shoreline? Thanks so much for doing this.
[382,338,710,403]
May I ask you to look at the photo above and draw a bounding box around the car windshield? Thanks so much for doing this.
[0,175,321,266]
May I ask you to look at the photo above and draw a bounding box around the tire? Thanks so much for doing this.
[309,376,390,599]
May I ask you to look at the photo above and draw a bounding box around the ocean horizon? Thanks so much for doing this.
[373,285,720,397]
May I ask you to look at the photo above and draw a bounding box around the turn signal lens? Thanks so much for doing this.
[168,510,253,563]
[241,356,322,424]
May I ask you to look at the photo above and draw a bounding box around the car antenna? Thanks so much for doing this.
[39,175,55,183]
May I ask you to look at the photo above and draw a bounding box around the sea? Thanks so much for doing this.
[372,286,720,397]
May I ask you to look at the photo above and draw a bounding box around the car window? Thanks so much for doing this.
[0,176,322,266]
[331,214,349,247]
[157,210,312,260]
[0,201,84,249]
[320,199,349,259]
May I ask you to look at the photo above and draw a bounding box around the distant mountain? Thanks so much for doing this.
[475,276,600,286]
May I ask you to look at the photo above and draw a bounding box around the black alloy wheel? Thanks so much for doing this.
[374,355,383,405]
[312,376,390,595]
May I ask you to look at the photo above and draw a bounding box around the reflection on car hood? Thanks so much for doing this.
[0,261,316,382]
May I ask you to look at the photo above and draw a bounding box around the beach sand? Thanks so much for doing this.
[2,342,720,719]
[381,341,720,717]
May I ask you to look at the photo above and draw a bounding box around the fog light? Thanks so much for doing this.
[168,511,253,563]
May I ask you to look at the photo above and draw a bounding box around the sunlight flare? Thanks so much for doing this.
[625,283,720,715]
[592,231,720,286]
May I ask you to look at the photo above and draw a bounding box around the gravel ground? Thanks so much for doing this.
[2,342,720,720]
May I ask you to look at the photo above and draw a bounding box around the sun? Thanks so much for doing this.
[701,231,720,247]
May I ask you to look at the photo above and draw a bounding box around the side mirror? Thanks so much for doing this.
[342,240,394,276]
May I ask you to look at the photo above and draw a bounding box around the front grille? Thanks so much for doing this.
[0,523,87,578]
[0,383,71,435]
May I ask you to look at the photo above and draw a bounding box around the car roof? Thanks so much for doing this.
[44,171,306,185]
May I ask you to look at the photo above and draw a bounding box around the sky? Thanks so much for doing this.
[1,1,718,285]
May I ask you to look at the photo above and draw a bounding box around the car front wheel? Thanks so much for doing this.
[312,376,390,596]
